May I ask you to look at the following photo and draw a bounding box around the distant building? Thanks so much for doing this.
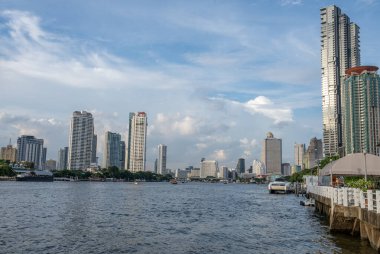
[218,166,229,179]
[91,134,97,164]
[68,111,95,170]
[200,160,218,178]
[103,131,123,169]
[57,147,69,170]
[252,160,266,176]
[17,135,45,169]
[189,168,200,179]
[261,132,282,175]
[119,141,125,169]
[158,144,167,175]
[0,145,17,162]
[304,137,323,169]
[126,112,147,172]
[41,147,47,170]
[175,169,188,180]
[291,165,301,174]
[321,5,360,157]
[236,158,245,174]
[45,159,56,171]
[294,143,305,170]
[342,66,380,156]
[281,163,291,176]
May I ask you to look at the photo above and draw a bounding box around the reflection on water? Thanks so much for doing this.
[0,182,376,253]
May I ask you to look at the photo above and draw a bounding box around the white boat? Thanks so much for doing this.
[268,178,293,194]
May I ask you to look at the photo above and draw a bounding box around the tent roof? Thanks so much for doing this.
[320,153,380,176]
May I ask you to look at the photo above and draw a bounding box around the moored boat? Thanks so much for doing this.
[170,179,178,184]
[16,170,53,182]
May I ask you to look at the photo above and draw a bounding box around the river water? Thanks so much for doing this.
[0,182,376,254]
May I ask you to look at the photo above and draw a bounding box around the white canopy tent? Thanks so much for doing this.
[320,153,380,177]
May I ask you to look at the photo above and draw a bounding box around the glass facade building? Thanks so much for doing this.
[320,5,360,157]
[342,66,380,155]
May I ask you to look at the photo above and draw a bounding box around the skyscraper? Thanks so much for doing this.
[91,134,97,165]
[236,158,245,174]
[294,143,305,170]
[304,137,323,169]
[126,112,147,172]
[68,111,95,170]
[321,5,360,157]
[0,145,17,162]
[261,132,282,175]
[120,141,125,170]
[103,131,122,169]
[16,135,45,169]
[200,160,218,179]
[342,66,380,155]
[57,147,69,170]
[158,144,167,175]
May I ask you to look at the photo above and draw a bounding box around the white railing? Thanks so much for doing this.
[308,185,380,214]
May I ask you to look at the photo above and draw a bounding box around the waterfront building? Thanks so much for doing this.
[91,134,97,164]
[103,131,122,169]
[57,147,68,170]
[120,141,125,169]
[158,144,167,175]
[16,135,45,169]
[321,5,360,157]
[281,163,291,176]
[175,169,188,180]
[68,111,95,170]
[294,143,305,170]
[0,144,17,162]
[200,160,218,179]
[291,165,302,175]
[45,159,56,171]
[261,132,282,175]
[252,160,266,176]
[342,66,380,156]
[126,112,147,172]
[304,137,323,169]
[41,147,47,170]
[189,168,200,179]
[236,158,245,174]
[218,166,229,179]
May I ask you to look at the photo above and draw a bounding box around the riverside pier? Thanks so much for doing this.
[306,153,380,251]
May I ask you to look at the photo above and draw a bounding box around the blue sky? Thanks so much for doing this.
[0,0,379,170]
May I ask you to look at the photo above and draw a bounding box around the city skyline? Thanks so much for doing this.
[1,1,379,169]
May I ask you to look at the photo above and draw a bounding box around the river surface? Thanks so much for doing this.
[0,182,376,254]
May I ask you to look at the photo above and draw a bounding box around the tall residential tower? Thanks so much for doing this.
[103,131,123,169]
[342,66,380,155]
[126,112,147,172]
[320,5,360,157]
[68,111,95,170]
[261,132,282,175]
[158,144,167,175]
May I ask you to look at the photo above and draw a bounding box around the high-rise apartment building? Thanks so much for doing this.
[103,131,122,169]
[158,144,167,175]
[321,5,360,157]
[16,135,45,169]
[126,112,147,172]
[252,159,266,176]
[294,143,305,170]
[200,160,218,178]
[304,137,323,169]
[57,147,69,170]
[0,145,17,162]
[120,141,125,170]
[261,132,282,175]
[236,158,245,174]
[342,66,380,155]
[91,134,97,165]
[68,111,95,170]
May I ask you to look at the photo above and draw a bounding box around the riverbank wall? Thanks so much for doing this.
[310,188,380,252]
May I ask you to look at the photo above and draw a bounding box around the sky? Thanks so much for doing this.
[0,0,379,170]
